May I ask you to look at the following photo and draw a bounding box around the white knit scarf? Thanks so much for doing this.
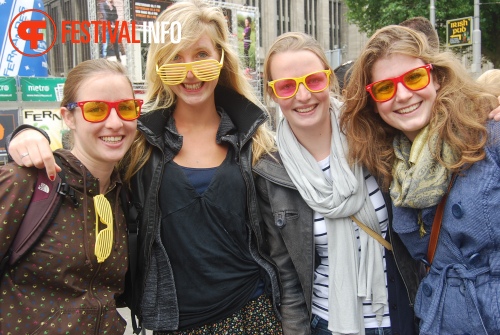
[276,98,387,334]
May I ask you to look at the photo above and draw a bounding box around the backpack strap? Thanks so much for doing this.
[0,157,75,274]
[119,187,142,334]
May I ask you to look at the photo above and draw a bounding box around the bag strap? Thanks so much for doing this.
[119,187,142,334]
[426,172,458,270]
[0,157,74,274]
[350,215,392,251]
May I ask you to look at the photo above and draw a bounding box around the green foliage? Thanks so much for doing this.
[344,0,500,67]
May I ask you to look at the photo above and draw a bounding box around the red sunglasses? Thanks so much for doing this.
[366,64,433,102]
[66,99,143,123]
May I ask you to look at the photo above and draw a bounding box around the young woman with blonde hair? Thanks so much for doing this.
[6,1,282,334]
[255,31,421,335]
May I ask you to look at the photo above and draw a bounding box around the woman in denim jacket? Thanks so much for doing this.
[341,25,500,335]
[255,32,422,335]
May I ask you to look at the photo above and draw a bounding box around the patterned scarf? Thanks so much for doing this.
[391,125,457,209]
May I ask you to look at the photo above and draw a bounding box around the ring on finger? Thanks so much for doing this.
[20,152,29,158]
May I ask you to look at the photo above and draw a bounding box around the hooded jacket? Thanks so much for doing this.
[127,85,281,331]
[0,149,129,335]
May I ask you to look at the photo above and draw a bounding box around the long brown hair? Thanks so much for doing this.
[340,25,497,191]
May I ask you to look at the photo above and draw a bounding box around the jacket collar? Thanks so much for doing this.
[138,85,268,145]
[253,151,297,190]
[54,149,122,196]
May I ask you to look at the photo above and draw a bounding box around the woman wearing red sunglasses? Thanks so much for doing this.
[0,58,138,334]
[6,1,282,334]
[341,25,500,335]
[119,2,282,333]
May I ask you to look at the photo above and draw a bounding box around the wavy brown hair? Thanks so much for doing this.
[121,0,275,183]
[340,25,497,191]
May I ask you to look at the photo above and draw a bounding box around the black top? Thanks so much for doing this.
[159,148,261,329]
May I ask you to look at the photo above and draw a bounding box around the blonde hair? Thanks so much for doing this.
[122,0,275,183]
[340,25,497,190]
[262,31,340,105]
[477,69,500,97]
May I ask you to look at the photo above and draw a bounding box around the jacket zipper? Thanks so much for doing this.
[89,262,104,332]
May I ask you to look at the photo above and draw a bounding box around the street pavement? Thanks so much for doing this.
[118,308,151,335]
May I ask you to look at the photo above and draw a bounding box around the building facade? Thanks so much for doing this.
[42,0,369,80]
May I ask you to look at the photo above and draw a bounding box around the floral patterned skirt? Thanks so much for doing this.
[153,294,283,335]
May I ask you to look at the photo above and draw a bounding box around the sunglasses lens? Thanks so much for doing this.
[272,71,330,99]
[192,60,222,81]
[158,64,187,85]
[370,66,431,102]
[403,67,430,90]
[371,80,396,102]
[273,79,298,98]
[305,72,329,92]
[118,99,141,120]
[83,101,109,122]
[157,56,222,86]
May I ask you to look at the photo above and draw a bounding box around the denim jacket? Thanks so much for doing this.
[393,121,500,335]
[127,86,281,331]
[254,152,422,335]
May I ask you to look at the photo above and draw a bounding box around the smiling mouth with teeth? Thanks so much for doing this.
[296,106,315,113]
[184,82,203,90]
[101,136,123,143]
[396,102,421,114]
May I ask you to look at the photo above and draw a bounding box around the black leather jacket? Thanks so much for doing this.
[128,86,281,331]
[253,152,423,335]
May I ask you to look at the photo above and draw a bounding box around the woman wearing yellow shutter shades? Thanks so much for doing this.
[0,58,140,334]
[3,1,282,333]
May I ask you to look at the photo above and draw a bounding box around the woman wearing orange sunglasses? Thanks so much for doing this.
[255,31,421,335]
[0,59,138,334]
[341,25,500,335]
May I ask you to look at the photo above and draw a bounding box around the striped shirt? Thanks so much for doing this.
[311,156,391,329]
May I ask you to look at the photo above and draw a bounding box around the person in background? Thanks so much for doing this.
[100,0,122,62]
[242,16,252,70]
[477,69,500,96]
[341,25,500,335]
[0,58,140,334]
[5,1,283,334]
[255,31,422,335]
[333,60,354,91]
[399,16,439,52]
[98,0,108,58]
